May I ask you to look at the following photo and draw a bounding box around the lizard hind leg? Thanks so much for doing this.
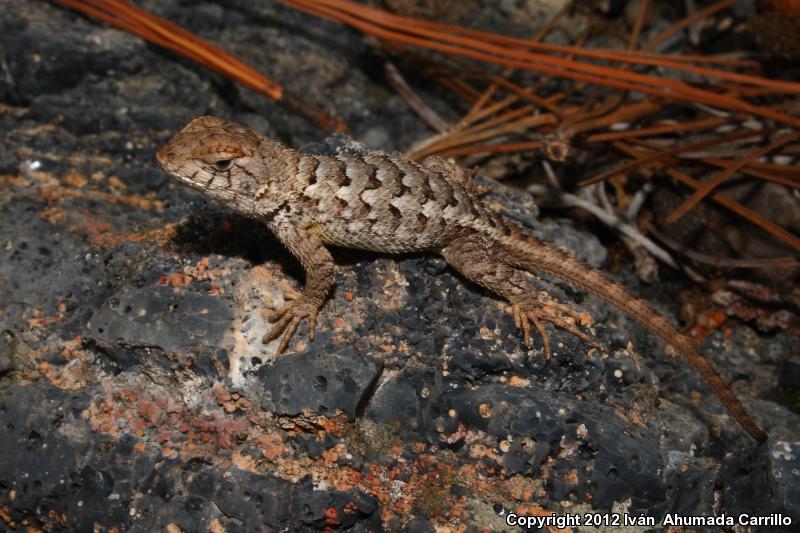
[441,235,597,360]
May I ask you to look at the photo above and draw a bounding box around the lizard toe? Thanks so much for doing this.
[510,297,599,361]
[276,315,303,354]
[262,298,323,353]
[262,312,294,344]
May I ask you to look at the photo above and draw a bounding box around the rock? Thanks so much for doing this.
[87,285,234,351]
[0,0,796,530]
[722,441,800,525]
[0,331,17,376]
[257,350,383,419]
[435,384,668,514]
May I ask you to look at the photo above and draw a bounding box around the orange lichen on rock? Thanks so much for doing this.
[81,222,176,249]
[26,308,60,330]
[183,257,226,283]
[213,384,252,413]
[0,174,31,189]
[1,169,175,250]
[61,173,87,188]
[254,433,288,461]
[37,175,163,212]
[38,359,94,390]
[318,413,351,437]
[85,383,251,462]
[514,502,554,519]
[157,272,194,288]
[154,258,228,294]
[0,505,15,528]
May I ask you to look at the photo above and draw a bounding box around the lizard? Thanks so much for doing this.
[156,116,767,442]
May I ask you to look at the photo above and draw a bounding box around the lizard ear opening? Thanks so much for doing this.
[212,159,233,171]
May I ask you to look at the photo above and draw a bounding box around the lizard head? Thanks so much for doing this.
[157,116,293,218]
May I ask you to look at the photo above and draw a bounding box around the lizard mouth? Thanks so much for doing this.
[155,156,188,182]
[155,157,187,182]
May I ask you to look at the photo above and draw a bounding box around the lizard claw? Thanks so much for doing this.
[262,298,321,354]
[511,294,598,362]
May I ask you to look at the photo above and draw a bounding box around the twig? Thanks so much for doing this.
[684,0,703,46]
[50,0,349,133]
[580,128,772,186]
[642,0,738,51]
[613,141,800,252]
[703,158,800,179]
[384,61,449,133]
[566,100,662,136]
[533,165,680,271]
[626,183,653,223]
[649,227,800,269]
[455,4,569,129]
[585,117,729,143]
[438,140,543,158]
[628,0,652,50]
[593,180,663,283]
[627,140,800,189]
[409,112,558,160]
[281,0,800,127]
[666,130,800,223]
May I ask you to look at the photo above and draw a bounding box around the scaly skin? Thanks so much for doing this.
[156,116,767,442]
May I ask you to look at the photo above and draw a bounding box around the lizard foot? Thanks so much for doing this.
[511,294,598,361]
[262,297,322,354]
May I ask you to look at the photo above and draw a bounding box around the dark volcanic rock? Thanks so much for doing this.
[87,285,235,351]
[441,386,666,510]
[0,381,380,531]
[721,442,800,527]
[184,469,381,531]
[257,350,383,419]
[1,0,798,531]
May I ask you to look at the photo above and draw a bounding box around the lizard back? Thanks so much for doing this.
[294,150,485,253]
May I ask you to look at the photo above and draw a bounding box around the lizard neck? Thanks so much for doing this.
[251,140,305,220]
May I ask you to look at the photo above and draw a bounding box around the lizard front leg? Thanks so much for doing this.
[263,217,335,353]
[441,234,596,360]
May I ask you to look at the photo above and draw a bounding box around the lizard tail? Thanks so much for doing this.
[493,223,767,442]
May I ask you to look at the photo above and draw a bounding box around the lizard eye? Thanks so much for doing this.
[212,159,233,171]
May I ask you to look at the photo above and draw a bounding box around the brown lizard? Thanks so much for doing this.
[156,116,767,442]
